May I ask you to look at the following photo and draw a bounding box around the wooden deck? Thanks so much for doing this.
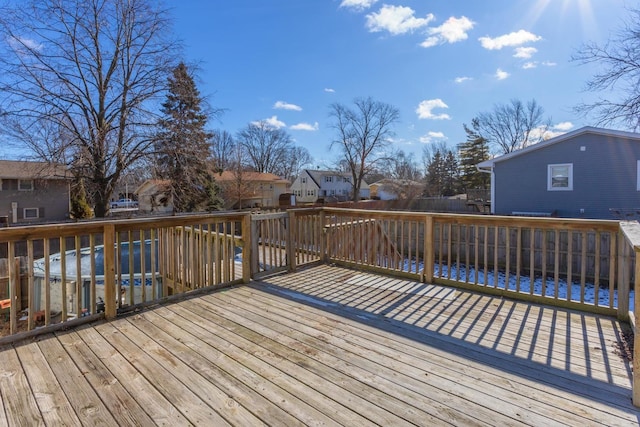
[0,264,638,426]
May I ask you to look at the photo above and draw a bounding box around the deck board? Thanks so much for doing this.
[0,264,638,426]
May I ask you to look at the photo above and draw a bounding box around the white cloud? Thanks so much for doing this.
[523,62,537,69]
[479,30,542,50]
[290,122,319,131]
[420,131,447,143]
[553,121,574,131]
[274,101,302,111]
[340,0,378,11]
[366,5,434,35]
[421,16,474,47]
[416,99,451,120]
[252,115,286,129]
[495,68,510,80]
[324,88,336,93]
[542,60,557,67]
[530,122,574,141]
[8,36,43,53]
[514,46,537,59]
[454,76,472,83]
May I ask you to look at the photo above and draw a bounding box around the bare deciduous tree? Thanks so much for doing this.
[236,121,293,174]
[279,146,312,182]
[471,99,550,154]
[0,0,177,217]
[572,7,640,130]
[329,97,400,201]
[211,129,236,172]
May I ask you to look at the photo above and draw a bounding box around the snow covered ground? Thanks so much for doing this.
[400,259,634,310]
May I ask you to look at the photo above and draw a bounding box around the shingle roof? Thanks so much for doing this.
[0,160,69,179]
[477,126,640,169]
[216,171,289,183]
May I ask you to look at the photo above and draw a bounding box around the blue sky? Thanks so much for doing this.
[0,1,632,167]
[170,0,632,168]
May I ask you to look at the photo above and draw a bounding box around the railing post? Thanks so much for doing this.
[242,213,252,283]
[617,230,630,322]
[634,246,640,407]
[250,214,259,277]
[103,223,117,319]
[423,215,434,283]
[287,210,296,272]
[319,209,327,263]
[8,243,17,335]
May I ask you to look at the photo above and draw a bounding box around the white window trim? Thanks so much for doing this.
[547,163,573,191]
[18,179,34,191]
[23,207,39,219]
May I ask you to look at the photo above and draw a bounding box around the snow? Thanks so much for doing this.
[394,259,634,311]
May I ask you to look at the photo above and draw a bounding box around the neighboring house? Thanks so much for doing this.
[476,126,640,219]
[135,179,173,214]
[369,179,424,200]
[290,169,370,203]
[216,171,289,209]
[0,160,70,225]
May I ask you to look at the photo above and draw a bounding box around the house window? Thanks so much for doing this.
[343,177,350,183]
[301,177,307,184]
[324,176,333,183]
[23,208,39,219]
[18,179,34,191]
[307,189,315,196]
[547,164,573,191]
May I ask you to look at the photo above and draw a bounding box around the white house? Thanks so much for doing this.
[290,169,369,203]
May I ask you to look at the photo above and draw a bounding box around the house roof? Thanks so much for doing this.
[216,171,289,184]
[476,126,640,170]
[304,169,369,188]
[0,160,69,179]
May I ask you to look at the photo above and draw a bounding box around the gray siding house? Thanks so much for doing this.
[0,160,71,225]
[476,127,640,219]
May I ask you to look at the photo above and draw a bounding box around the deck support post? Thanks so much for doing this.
[319,209,327,263]
[103,224,117,319]
[242,213,252,283]
[423,215,434,283]
[634,245,640,407]
[617,230,630,322]
[287,210,296,272]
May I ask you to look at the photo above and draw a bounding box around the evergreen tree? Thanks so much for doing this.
[425,150,444,196]
[155,63,222,212]
[442,150,460,197]
[70,177,93,220]
[458,122,490,191]
[424,148,461,197]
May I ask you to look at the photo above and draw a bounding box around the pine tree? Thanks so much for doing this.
[425,150,444,196]
[458,122,490,191]
[442,150,460,197]
[155,63,222,212]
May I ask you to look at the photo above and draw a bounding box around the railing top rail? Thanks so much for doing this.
[250,212,289,220]
[321,207,427,219]
[320,207,620,231]
[0,212,250,241]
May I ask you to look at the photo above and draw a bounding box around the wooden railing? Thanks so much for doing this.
[0,213,248,341]
[320,208,626,317]
[1,207,638,403]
